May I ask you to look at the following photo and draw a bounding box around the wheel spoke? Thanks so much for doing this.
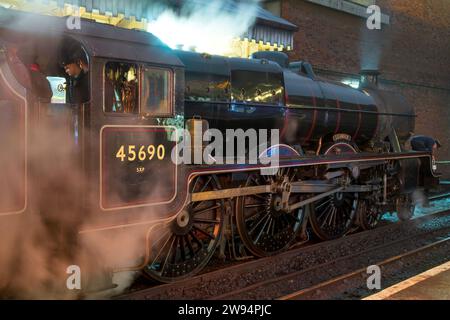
[151,229,170,249]
[342,199,353,211]
[193,176,214,209]
[266,218,273,237]
[179,236,186,261]
[322,207,335,228]
[200,176,213,193]
[331,207,338,227]
[245,208,267,220]
[245,203,267,209]
[250,193,268,201]
[316,198,332,210]
[253,215,271,244]
[191,177,201,193]
[249,175,258,185]
[193,226,216,241]
[321,208,331,228]
[186,234,196,257]
[328,210,334,228]
[193,218,221,224]
[159,235,176,275]
[236,173,304,257]
[171,236,179,264]
[311,194,358,240]
[317,204,332,221]
[145,175,223,282]
[271,217,277,236]
[248,212,270,235]
[193,203,220,215]
[189,230,203,247]
[150,233,173,268]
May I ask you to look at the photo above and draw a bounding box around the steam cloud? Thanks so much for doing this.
[147,0,261,55]
[0,0,265,299]
[0,29,164,300]
[359,22,392,71]
[0,109,158,299]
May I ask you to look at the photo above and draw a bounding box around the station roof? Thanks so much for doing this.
[182,0,298,31]
[0,0,298,49]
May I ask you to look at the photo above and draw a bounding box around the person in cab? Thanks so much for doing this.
[62,52,89,104]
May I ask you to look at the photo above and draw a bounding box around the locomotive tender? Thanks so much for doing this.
[0,8,438,292]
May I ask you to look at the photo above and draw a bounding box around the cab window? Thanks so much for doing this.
[46,76,66,104]
[104,62,139,113]
[141,67,173,116]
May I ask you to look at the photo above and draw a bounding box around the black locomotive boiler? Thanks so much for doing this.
[0,8,439,294]
[178,50,415,155]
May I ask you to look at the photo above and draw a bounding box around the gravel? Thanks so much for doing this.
[120,208,450,300]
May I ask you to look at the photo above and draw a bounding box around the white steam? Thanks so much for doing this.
[147,0,261,55]
[359,23,391,71]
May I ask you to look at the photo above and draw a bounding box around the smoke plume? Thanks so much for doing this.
[147,0,261,55]
[0,11,169,297]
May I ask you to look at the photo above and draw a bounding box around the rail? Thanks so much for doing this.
[118,203,450,300]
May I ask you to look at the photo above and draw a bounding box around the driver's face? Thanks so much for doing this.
[64,62,82,77]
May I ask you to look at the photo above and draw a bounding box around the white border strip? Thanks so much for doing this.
[364,261,450,300]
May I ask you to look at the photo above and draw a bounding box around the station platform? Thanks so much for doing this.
[364,261,450,300]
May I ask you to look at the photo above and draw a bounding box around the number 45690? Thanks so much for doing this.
[115,145,165,162]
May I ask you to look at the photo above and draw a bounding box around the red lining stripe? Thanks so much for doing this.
[372,105,380,138]
[334,98,341,134]
[280,103,289,139]
[353,103,362,140]
[305,81,318,142]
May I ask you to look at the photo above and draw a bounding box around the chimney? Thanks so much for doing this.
[359,69,380,89]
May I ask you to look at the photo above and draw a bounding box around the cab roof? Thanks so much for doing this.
[0,8,183,67]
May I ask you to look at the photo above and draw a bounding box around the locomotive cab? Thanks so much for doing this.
[0,25,90,212]
[1,8,187,218]
[0,8,191,293]
[0,27,92,209]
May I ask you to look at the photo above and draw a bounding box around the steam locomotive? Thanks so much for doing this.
[0,8,439,294]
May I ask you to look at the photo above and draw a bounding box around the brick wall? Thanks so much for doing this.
[281,0,450,174]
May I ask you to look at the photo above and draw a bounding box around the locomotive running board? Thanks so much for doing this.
[188,151,433,175]
[190,181,378,203]
[188,151,434,204]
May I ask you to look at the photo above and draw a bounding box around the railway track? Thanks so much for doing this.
[279,236,450,300]
[428,191,450,201]
[118,197,450,300]
[211,214,450,300]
